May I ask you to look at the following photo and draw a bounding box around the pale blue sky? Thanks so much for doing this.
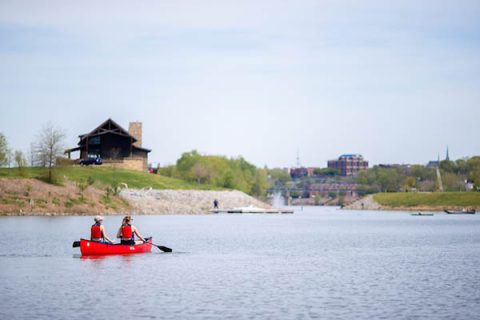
[0,0,479,167]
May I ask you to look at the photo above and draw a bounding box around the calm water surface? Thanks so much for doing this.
[1,207,479,319]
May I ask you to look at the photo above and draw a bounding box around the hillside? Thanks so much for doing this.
[374,192,480,209]
[0,166,219,190]
[346,192,480,211]
[0,178,130,215]
[0,167,273,215]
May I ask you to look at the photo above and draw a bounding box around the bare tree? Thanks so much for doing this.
[35,123,66,183]
[192,162,210,184]
[28,142,37,167]
[14,150,27,168]
[0,133,9,167]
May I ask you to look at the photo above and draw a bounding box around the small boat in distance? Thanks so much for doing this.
[444,209,476,215]
[411,213,434,216]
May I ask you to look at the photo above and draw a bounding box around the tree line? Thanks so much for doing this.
[158,150,269,196]
[357,158,480,193]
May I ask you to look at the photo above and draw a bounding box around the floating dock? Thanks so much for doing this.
[211,205,294,214]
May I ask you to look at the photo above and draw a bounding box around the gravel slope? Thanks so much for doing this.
[120,189,271,214]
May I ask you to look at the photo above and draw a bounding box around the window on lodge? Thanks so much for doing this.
[88,136,101,145]
[87,153,101,159]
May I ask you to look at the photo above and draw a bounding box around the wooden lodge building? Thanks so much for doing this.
[65,118,151,171]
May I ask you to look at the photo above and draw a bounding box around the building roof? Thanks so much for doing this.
[340,154,363,158]
[133,145,151,153]
[64,146,81,153]
[65,118,151,155]
[78,118,137,145]
[426,161,439,168]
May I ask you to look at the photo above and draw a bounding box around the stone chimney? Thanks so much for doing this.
[128,122,142,147]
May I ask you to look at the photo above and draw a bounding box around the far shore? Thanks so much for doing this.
[2,177,479,216]
[344,194,480,212]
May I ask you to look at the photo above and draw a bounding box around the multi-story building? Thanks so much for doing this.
[327,154,368,176]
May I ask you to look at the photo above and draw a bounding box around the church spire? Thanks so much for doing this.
[446,146,450,161]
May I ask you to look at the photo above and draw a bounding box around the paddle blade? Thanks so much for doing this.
[160,246,172,252]
[72,241,80,248]
[154,244,172,253]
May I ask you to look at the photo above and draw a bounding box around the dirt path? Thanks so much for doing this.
[344,195,382,210]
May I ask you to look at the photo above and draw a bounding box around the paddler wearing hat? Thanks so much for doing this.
[90,215,114,243]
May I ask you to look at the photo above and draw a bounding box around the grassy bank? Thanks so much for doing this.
[0,166,218,190]
[373,192,480,208]
[0,166,220,215]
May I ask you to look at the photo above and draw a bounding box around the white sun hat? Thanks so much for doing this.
[94,215,104,222]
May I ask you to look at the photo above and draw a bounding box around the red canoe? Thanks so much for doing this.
[79,238,152,256]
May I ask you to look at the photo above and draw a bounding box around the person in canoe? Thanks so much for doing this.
[91,215,114,243]
[117,215,146,245]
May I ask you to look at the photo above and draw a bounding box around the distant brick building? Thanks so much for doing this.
[289,167,316,179]
[327,154,368,176]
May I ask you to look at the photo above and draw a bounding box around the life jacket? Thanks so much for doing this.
[91,224,103,240]
[121,224,134,240]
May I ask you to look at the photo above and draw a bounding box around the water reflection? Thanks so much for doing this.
[79,253,142,263]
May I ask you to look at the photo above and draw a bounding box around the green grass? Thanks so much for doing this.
[0,166,219,190]
[373,192,480,207]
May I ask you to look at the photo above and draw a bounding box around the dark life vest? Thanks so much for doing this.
[122,224,133,240]
[91,224,103,239]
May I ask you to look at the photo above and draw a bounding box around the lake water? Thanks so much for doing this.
[1,207,480,319]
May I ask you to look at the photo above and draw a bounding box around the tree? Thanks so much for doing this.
[0,133,9,167]
[192,162,210,184]
[14,150,27,167]
[14,150,27,177]
[164,150,269,196]
[35,123,66,183]
[251,169,269,196]
[28,142,36,167]
[403,176,417,191]
[376,167,401,192]
[268,168,291,188]
[176,150,202,181]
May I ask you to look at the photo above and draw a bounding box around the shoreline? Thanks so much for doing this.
[0,178,271,216]
[2,178,479,216]
[344,194,479,212]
